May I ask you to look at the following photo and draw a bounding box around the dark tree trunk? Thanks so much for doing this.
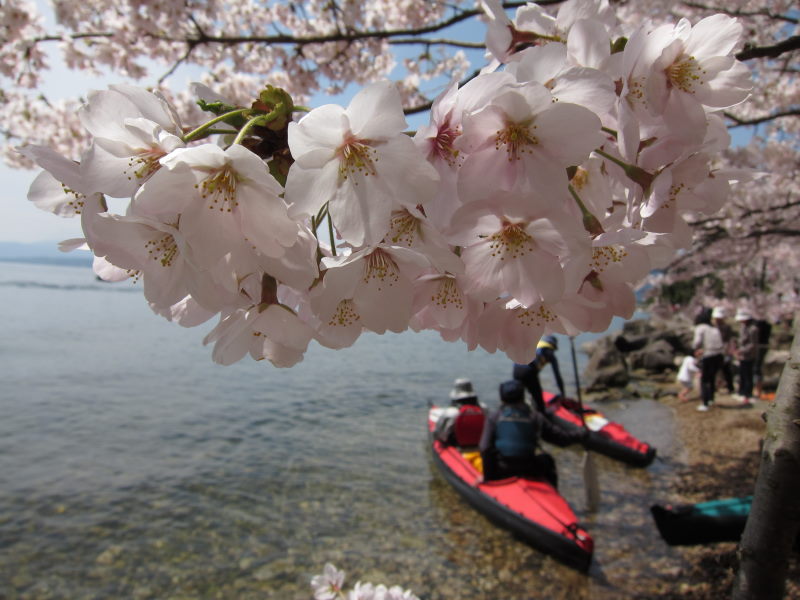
[733,313,800,599]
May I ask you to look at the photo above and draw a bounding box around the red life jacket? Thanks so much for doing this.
[454,404,485,447]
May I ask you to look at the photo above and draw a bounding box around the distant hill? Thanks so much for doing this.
[0,242,93,267]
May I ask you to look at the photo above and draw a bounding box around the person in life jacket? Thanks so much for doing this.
[479,380,587,487]
[434,378,485,447]
[512,334,566,413]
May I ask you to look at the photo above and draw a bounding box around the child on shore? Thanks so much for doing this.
[677,354,699,402]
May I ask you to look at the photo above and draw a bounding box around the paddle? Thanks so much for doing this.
[569,336,600,512]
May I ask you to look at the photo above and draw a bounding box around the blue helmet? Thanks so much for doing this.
[499,380,524,404]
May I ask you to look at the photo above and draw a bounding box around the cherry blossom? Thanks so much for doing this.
[285,81,439,247]
[15,0,789,372]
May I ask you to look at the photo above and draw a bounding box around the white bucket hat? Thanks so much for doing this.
[711,307,726,319]
[449,378,476,400]
[735,308,753,322]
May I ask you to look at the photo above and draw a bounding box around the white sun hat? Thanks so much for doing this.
[449,378,476,401]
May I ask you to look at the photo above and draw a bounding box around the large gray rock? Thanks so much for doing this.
[628,339,677,372]
[582,336,629,390]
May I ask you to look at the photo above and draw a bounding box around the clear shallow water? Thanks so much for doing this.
[0,262,689,599]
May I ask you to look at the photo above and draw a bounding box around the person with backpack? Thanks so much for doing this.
[512,334,566,414]
[734,308,760,405]
[479,380,588,488]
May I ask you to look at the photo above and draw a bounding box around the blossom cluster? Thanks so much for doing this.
[21,0,752,368]
[310,563,419,600]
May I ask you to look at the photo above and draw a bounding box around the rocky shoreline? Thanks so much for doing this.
[580,316,799,599]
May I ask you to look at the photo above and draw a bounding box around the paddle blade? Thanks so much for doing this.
[582,451,600,512]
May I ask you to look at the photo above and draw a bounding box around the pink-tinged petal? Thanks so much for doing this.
[499,311,545,364]
[354,266,413,333]
[684,14,743,58]
[141,253,188,310]
[82,143,142,198]
[457,147,520,204]
[18,145,87,193]
[285,160,340,220]
[221,144,281,194]
[413,275,467,330]
[616,99,641,163]
[525,218,570,256]
[317,256,364,305]
[505,248,564,306]
[288,105,347,168]
[533,102,603,165]
[132,162,198,216]
[313,298,364,349]
[180,207,244,267]
[27,171,82,217]
[255,227,319,291]
[647,38,684,116]
[461,241,505,301]
[683,175,730,214]
[567,19,610,68]
[93,255,130,282]
[499,85,552,121]
[253,305,314,351]
[551,67,615,117]
[79,88,144,144]
[695,59,751,108]
[162,143,228,170]
[89,213,151,270]
[160,296,216,328]
[374,135,440,208]
[204,311,252,366]
[660,90,707,147]
[110,84,179,132]
[59,239,88,252]
[238,185,298,258]
[509,44,567,85]
[329,176,393,248]
[457,104,506,154]
[516,4,557,36]
[347,81,407,140]
[457,71,516,113]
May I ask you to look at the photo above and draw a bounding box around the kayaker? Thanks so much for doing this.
[512,334,566,413]
[479,380,587,488]
[434,378,485,447]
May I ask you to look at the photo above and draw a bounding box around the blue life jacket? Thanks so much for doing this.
[495,405,537,457]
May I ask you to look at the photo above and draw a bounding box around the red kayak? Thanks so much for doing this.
[428,406,594,572]
[543,392,656,467]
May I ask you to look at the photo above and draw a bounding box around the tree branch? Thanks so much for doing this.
[388,37,485,49]
[724,109,800,128]
[737,35,800,61]
[683,2,799,25]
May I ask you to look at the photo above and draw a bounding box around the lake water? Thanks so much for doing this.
[0,261,690,599]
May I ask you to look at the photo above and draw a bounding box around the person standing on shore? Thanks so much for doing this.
[712,307,735,394]
[734,309,760,405]
[692,308,725,412]
[512,335,566,414]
